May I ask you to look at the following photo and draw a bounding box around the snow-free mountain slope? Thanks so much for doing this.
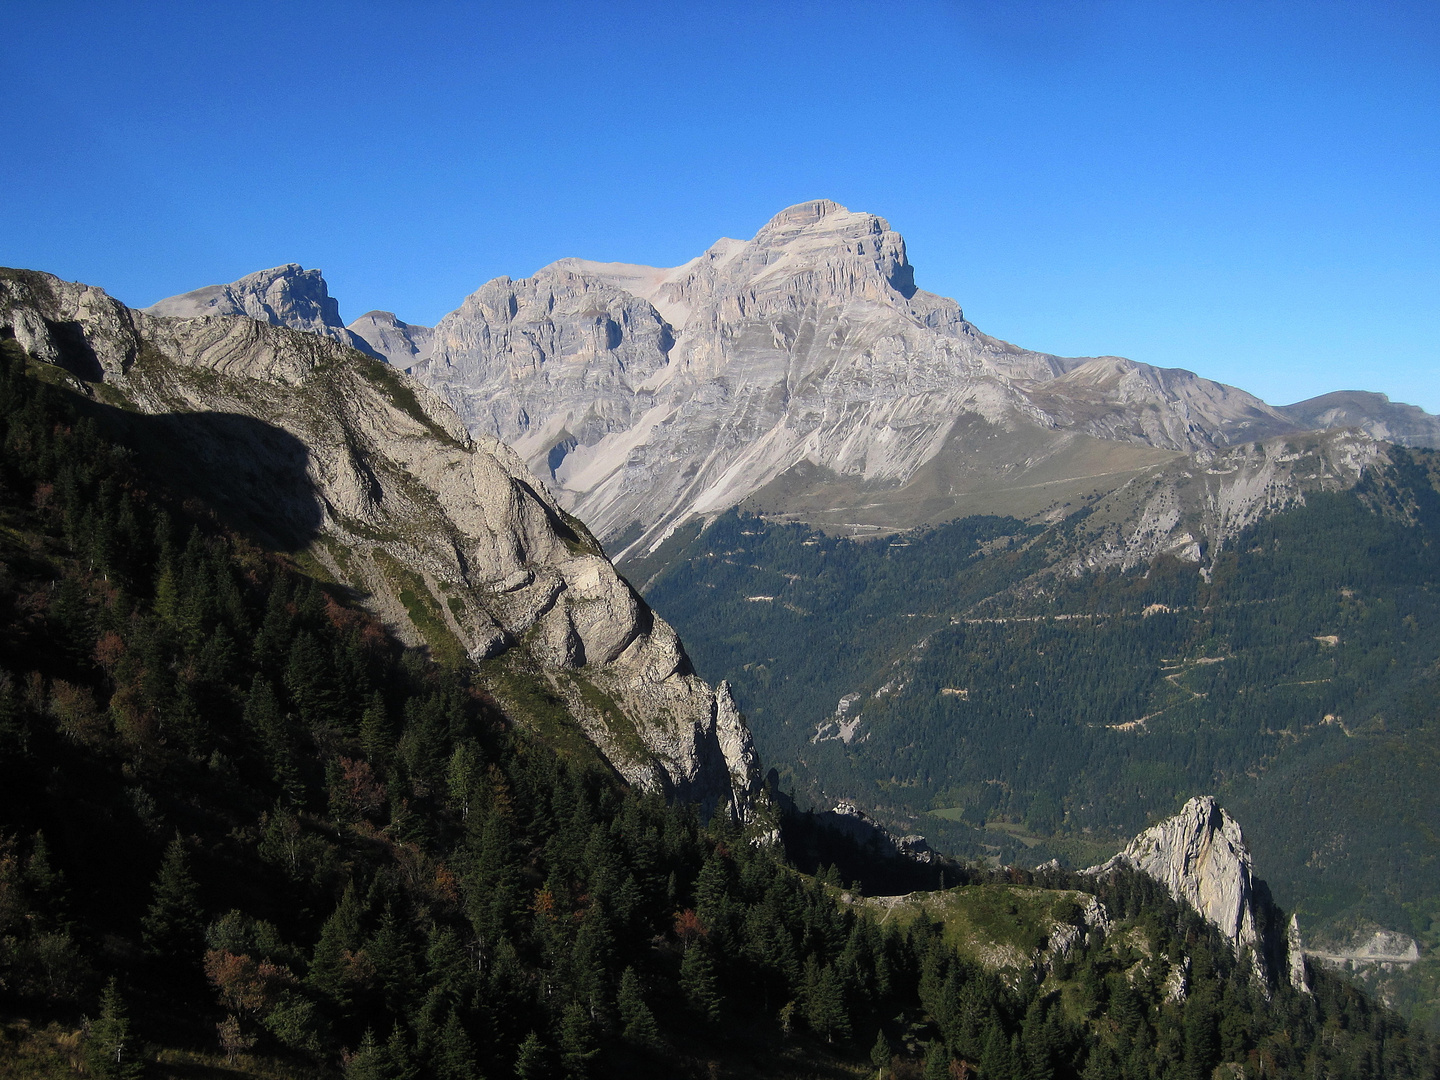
[147,203,1440,569]
[2,267,763,820]
[398,199,1415,560]
[1280,390,1440,448]
[347,309,434,367]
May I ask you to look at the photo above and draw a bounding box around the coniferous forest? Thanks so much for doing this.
[643,464,1440,949]
[1,343,1437,1079]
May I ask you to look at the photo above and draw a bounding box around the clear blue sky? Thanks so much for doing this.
[6,1,1438,411]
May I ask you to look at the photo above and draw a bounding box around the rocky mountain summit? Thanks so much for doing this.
[159,203,1440,575]
[1087,796,1300,987]
[1,267,763,820]
[145,263,380,358]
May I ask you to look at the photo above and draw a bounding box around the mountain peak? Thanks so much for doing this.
[146,263,344,333]
[146,265,386,358]
[1088,796,1268,974]
[761,198,851,230]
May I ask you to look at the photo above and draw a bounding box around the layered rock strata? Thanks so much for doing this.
[1,268,762,820]
[150,204,1439,573]
[145,264,380,358]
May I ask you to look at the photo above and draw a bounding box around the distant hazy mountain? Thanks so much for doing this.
[1280,390,1440,448]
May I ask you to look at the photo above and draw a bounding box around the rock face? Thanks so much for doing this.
[1287,915,1311,993]
[1,268,763,821]
[345,199,1437,566]
[402,201,1319,559]
[145,264,380,358]
[148,205,1440,573]
[1087,797,1267,974]
[824,801,937,865]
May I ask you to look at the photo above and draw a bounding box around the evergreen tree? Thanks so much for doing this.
[981,1020,1016,1080]
[924,1041,951,1080]
[515,1030,555,1080]
[806,961,851,1043]
[141,832,203,962]
[309,880,367,1007]
[680,937,722,1023]
[384,1023,419,1080]
[345,1029,387,1080]
[84,978,142,1080]
[871,1029,893,1078]
[244,674,303,801]
[618,966,661,1051]
[559,1000,598,1078]
[431,1009,478,1080]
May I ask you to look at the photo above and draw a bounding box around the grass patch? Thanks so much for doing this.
[371,548,466,667]
[862,883,1090,968]
[482,659,611,774]
[566,671,652,770]
[355,358,465,449]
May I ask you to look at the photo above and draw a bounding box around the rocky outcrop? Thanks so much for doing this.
[824,801,936,865]
[1287,914,1311,993]
[145,264,379,358]
[1,268,763,821]
[1087,797,1268,977]
[1303,926,1420,972]
[1056,429,1386,574]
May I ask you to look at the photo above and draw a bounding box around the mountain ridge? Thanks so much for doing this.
[2,266,764,821]
[148,203,1440,574]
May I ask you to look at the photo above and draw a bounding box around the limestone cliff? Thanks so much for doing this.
[0,268,763,821]
[1087,797,1271,978]
[150,206,1439,576]
[144,264,380,358]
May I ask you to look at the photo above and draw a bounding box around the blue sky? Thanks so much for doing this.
[6,1,1438,410]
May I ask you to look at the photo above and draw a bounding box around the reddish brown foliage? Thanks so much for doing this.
[673,908,707,944]
[203,949,293,1016]
[337,756,387,818]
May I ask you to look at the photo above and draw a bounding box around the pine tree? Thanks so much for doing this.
[806,961,851,1043]
[432,1009,478,1080]
[447,740,482,819]
[618,966,661,1051]
[384,1023,419,1080]
[244,674,303,801]
[345,1029,387,1080]
[559,1000,598,1077]
[515,1030,554,1080]
[871,1029,893,1078]
[680,938,722,1023]
[981,1020,1015,1080]
[360,691,393,770]
[309,880,366,1007]
[141,832,203,962]
[84,978,142,1080]
[924,1041,950,1080]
